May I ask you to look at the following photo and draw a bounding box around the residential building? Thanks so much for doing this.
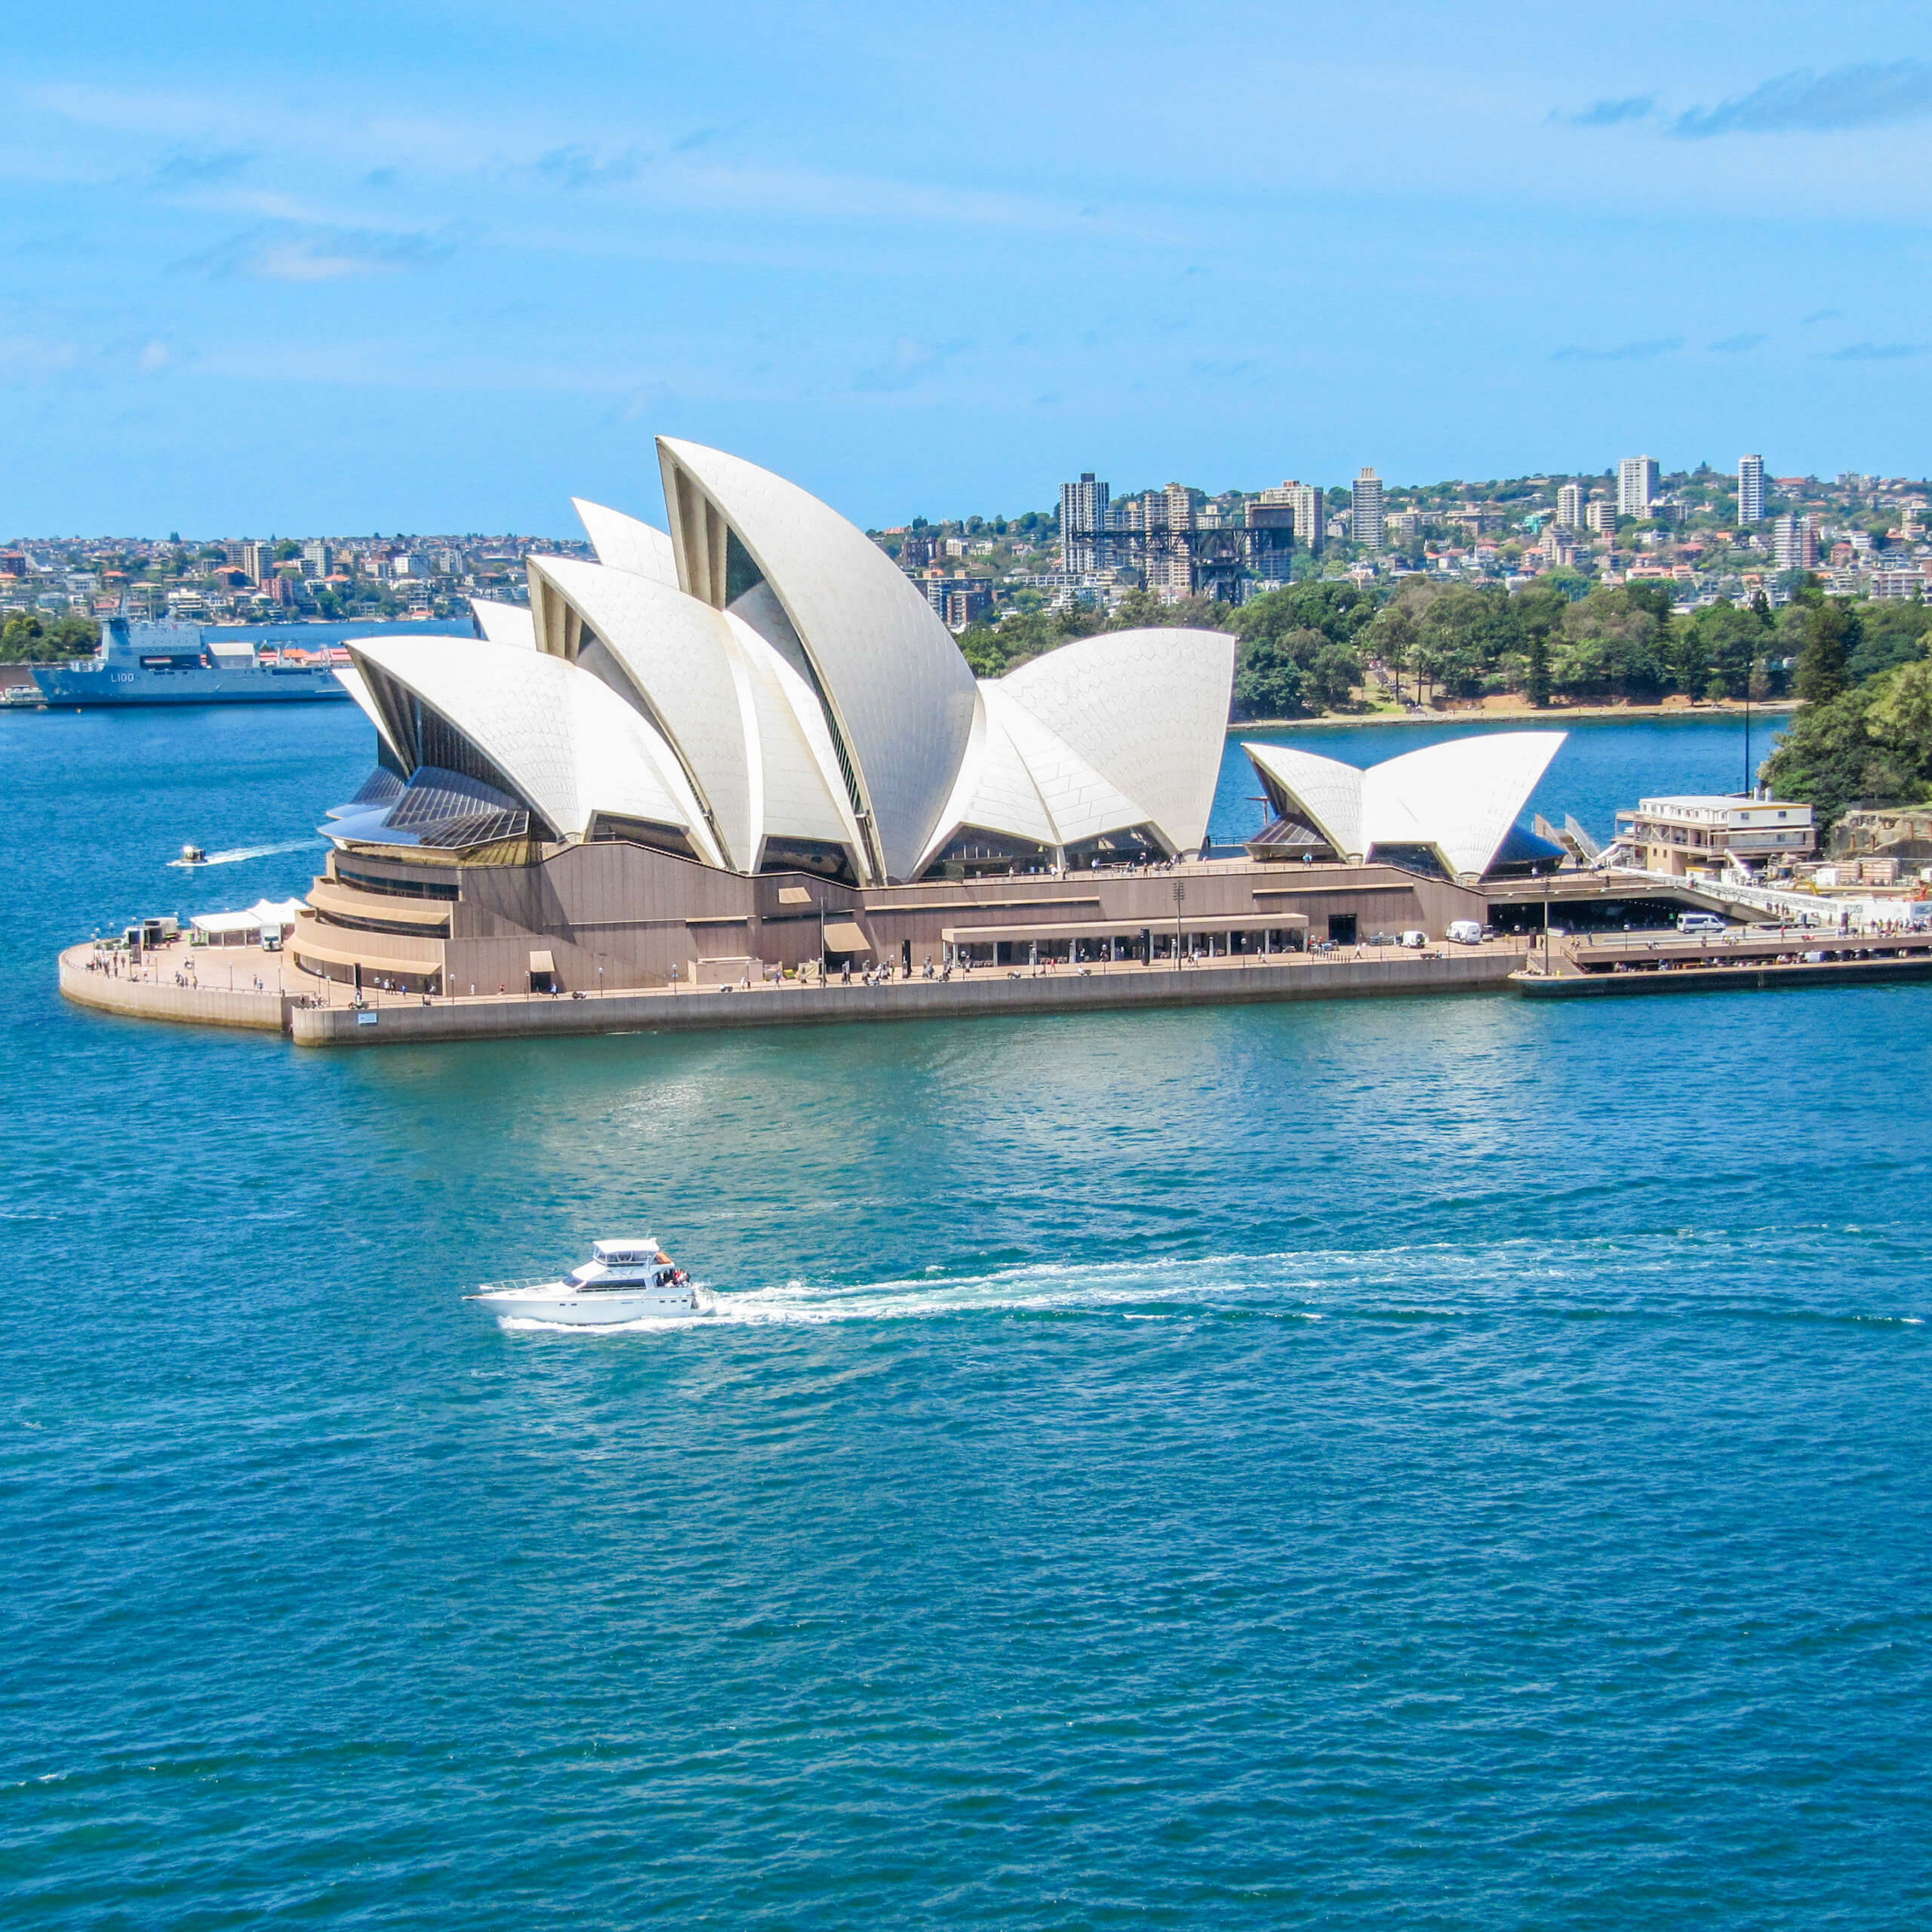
[1586,499,1618,536]
[1617,457,1660,520]
[1060,473,1109,573]
[1773,514,1818,571]
[942,583,992,631]
[1870,570,1921,602]
[1288,482,1323,554]
[1737,453,1764,525]
[1350,469,1385,552]
[1555,483,1583,528]
[1260,480,1324,554]
[238,540,270,585]
[301,540,332,578]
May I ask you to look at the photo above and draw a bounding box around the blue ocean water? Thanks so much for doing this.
[4,704,1930,1929]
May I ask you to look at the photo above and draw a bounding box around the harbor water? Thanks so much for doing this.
[4,703,1930,1927]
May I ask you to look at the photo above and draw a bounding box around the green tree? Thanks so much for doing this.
[1551,588,1666,700]
[1414,583,1524,698]
[1684,598,1767,700]
[0,611,100,662]
[1524,629,1551,706]
[1761,661,1932,830]
[1794,598,1857,703]
[1232,629,1313,718]
[1847,599,1931,684]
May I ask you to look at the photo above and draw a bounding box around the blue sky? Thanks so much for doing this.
[7,1,1932,536]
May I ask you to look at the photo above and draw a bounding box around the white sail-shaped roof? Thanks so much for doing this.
[347,638,720,861]
[469,598,536,650]
[572,499,680,587]
[999,628,1235,857]
[657,436,978,882]
[725,614,866,863]
[983,683,1147,847]
[1244,732,1565,878]
[1241,743,1366,859]
[525,555,755,870]
[917,685,1059,867]
[1362,734,1565,879]
[334,663,405,764]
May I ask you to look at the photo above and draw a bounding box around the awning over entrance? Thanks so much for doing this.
[941,913,1308,945]
[821,920,872,953]
[528,949,555,973]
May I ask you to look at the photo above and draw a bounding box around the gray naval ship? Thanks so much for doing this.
[29,617,352,706]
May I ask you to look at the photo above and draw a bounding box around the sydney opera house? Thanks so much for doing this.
[291,439,1566,996]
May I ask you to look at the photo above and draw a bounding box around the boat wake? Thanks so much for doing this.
[482,1225,1926,1337]
[168,838,321,869]
[490,1253,1331,1335]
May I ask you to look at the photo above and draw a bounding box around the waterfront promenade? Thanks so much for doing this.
[1514,924,1932,998]
[58,937,1525,1047]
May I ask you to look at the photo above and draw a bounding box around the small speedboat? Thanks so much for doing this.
[180,843,207,865]
[467,1238,714,1325]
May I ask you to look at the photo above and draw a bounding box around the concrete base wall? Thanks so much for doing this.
[59,949,291,1032]
[1515,955,1932,998]
[288,950,1521,1048]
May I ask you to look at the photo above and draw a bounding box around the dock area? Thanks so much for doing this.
[1514,928,1932,998]
[58,937,1526,1047]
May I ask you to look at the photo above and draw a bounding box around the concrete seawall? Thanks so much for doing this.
[1515,955,1932,998]
[59,941,1526,1046]
[58,948,291,1032]
[284,950,1521,1048]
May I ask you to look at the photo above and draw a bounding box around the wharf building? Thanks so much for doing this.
[291,440,1568,997]
[1614,795,1815,876]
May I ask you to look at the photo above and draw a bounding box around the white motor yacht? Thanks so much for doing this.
[467,1238,715,1324]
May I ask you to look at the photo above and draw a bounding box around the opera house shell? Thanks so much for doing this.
[293,438,1567,997]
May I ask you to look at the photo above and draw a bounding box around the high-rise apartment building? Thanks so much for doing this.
[300,540,332,578]
[238,540,270,585]
[1350,468,1385,552]
[1260,480,1324,553]
[1159,485,1194,595]
[1060,472,1109,572]
[1293,483,1322,553]
[1617,457,1660,519]
[1555,483,1583,528]
[1773,513,1819,571]
[1586,499,1619,537]
[1737,454,1765,525]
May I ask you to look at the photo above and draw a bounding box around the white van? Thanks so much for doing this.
[1446,920,1484,946]
[1398,929,1429,949]
[1678,912,1726,935]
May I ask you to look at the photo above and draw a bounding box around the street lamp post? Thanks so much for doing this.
[1743,668,1755,798]
[1171,879,1186,971]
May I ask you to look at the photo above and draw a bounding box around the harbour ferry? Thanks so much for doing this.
[31,617,353,706]
[466,1238,714,1325]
